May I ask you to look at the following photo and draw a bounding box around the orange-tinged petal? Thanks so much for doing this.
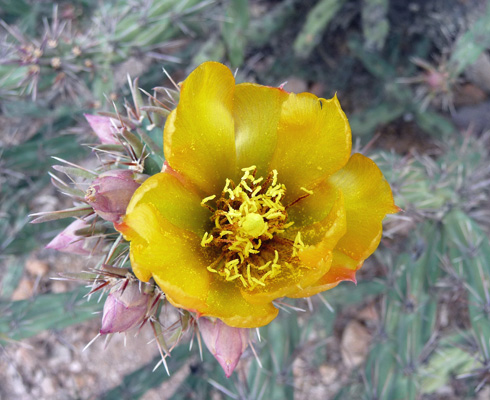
[125,171,211,237]
[164,62,236,195]
[121,202,213,312]
[293,153,397,298]
[288,251,358,298]
[243,190,346,305]
[329,153,398,262]
[203,279,279,328]
[269,93,351,202]
[234,83,288,177]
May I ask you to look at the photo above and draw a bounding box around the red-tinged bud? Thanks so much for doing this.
[85,170,145,223]
[199,318,250,378]
[46,219,103,255]
[84,114,120,145]
[100,282,150,334]
[425,70,449,92]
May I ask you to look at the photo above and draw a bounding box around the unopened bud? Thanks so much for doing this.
[425,70,449,91]
[84,114,120,145]
[199,318,250,378]
[100,282,150,334]
[45,219,102,255]
[85,170,145,223]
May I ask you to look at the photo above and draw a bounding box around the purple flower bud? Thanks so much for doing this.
[100,282,149,335]
[84,114,119,145]
[199,318,250,378]
[46,219,102,255]
[85,170,144,223]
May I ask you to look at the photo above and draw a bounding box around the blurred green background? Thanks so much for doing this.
[1,0,490,399]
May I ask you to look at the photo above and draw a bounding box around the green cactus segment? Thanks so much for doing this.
[293,0,347,59]
[349,103,405,136]
[444,210,490,334]
[0,286,103,344]
[448,5,490,77]
[106,0,207,49]
[413,110,456,137]
[0,257,26,300]
[361,0,389,51]
[0,0,212,102]
[347,36,397,79]
[246,0,296,47]
[420,346,478,394]
[365,228,441,400]
[351,131,489,398]
[222,0,250,68]
[99,345,190,400]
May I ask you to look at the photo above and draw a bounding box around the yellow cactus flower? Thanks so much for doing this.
[116,61,399,328]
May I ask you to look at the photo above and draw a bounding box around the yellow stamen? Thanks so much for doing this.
[201,194,216,206]
[300,187,314,195]
[200,166,303,290]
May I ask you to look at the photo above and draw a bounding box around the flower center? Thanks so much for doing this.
[200,166,306,290]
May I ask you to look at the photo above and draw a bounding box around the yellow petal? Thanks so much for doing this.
[234,83,288,177]
[286,178,337,232]
[163,62,236,195]
[329,153,398,262]
[269,93,351,202]
[290,154,397,298]
[124,171,211,237]
[288,251,358,298]
[203,279,279,328]
[121,202,213,312]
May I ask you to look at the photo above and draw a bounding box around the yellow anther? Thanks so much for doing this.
[241,180,252,192]
[225,213,234,225]
[201,194,216,206]
[239,275,248,287]
[201,232,213,247]
[241,165,256,172]
[293,232,306,256]
[272,170,278,186]
[294,232,305,248]
[251,186,262,197]
[265,211,284,220]
[223,178,231,193]
[258,261,272,270]
[226,259,239,268]
[260,270,273,282]
[252,277,266,286]
[300,187,314,195]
